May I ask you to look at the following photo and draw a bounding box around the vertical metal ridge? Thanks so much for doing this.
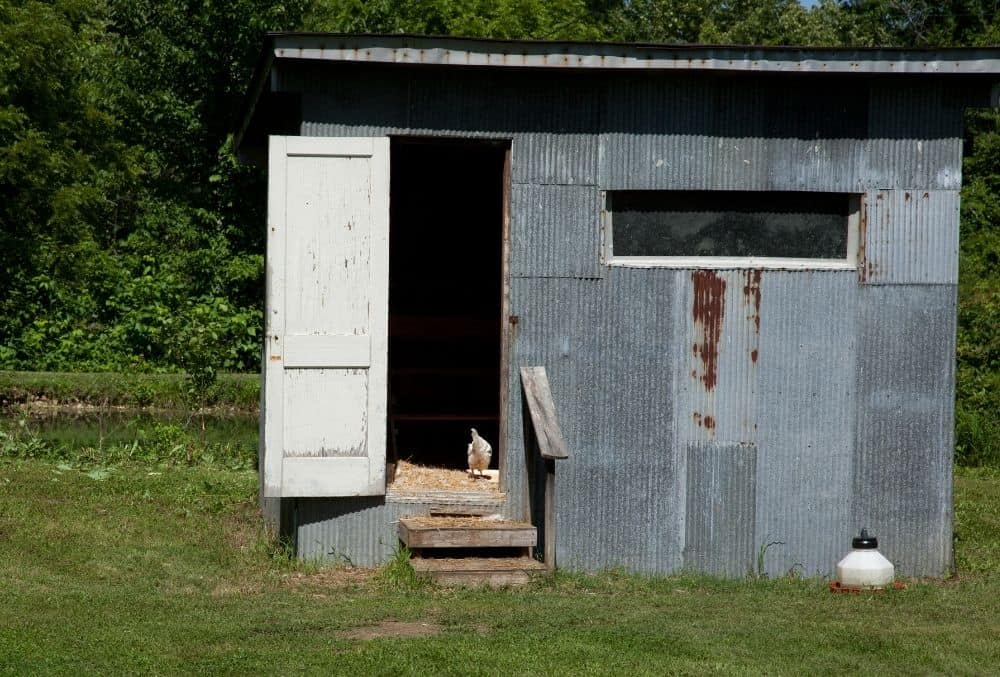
[296,498,404,566]
[754,272,857,576]
[684,442,757,577]
[509,271,681,574]
[854,285,956,576]
[510,185,602,278]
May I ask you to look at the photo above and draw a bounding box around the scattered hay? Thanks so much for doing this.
[390,459,499,493]
[401,516,522,529]
[284,566,374,588]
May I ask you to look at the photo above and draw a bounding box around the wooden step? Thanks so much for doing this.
[398,516,536,549]
[411,556,546,587]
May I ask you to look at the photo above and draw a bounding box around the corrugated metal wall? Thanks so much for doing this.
[275,62,984,577]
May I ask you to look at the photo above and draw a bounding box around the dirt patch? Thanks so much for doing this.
[340,620,442,641]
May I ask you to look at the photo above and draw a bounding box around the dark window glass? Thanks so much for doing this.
[610,191,851,258]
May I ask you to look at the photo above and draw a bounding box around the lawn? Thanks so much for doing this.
[2,456,998,675]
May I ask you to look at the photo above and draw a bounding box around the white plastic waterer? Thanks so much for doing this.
[836,528,894,589]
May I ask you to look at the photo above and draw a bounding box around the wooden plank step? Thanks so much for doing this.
[398,516,536,549]
[411,556,546,587]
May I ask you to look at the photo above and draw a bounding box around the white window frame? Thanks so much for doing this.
[600,191,863,271]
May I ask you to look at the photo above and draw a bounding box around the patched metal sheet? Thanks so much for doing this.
[510,184,602,278]
[599,74,967,192]
[853,284,956,577]
[861,190,960,285]
[753,272,858,577]
[507,269,682,574]
[684,442,757,577]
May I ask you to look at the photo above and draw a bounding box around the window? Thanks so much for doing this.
[603,190,861,270]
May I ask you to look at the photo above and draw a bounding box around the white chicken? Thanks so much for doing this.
[467,428,492,479]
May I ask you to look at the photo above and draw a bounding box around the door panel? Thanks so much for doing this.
[263,136,389,497]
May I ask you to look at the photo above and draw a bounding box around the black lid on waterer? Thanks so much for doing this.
[852,528,878,549]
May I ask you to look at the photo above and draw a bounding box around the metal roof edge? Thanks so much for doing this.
[269,33,1000,75]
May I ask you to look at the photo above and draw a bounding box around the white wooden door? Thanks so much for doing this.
[262,136,389,497]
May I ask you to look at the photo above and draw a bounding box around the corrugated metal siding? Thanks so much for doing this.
[600,74,877,192]
[507,269,683,574]
[272,61,968,578]
[407,71,599,185]
[296,497,403,565]
[753,272,857,577]
[853,284,956,577]
[868,81,965,190]
[863,190,960,285]
[510,184,603,278]
[684,442,757,577]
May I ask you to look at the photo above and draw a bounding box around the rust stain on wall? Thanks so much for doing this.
[691,270,726,391]
[743,269,762,332]
[742,269,762,364]
[692,412,717,434]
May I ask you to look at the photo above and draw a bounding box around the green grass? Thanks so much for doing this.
[0,371,259,411]
[2,456,998,675]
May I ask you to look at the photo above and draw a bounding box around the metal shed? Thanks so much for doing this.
[237,34,1000,579]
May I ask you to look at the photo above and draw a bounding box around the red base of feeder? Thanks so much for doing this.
[829,580,905,593]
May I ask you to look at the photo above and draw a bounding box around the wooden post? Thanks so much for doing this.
[520,367,569,571]
[544,459,556,571]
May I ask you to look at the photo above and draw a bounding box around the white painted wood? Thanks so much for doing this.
[281,457,381,496]
[283,369,368,457]
[262,136,389,497]
[602,191,864,272]
[607,256,857,271]
[263,137,287,498]
[283,335,370,368]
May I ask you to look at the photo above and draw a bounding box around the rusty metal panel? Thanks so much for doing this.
[510,184,602,279]
[674,270,858,577]
[675,269,761,445]
[853,284,956,577]
[753,272,858,577]
[684,442,757,577]
[506,270,683,574]
[861,190,960,285]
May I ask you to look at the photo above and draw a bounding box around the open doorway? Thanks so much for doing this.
[387,138,508,490]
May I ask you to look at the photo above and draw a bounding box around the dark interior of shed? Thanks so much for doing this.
[387,139,506,475]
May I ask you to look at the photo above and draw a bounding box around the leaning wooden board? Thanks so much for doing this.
[519,366,569,460]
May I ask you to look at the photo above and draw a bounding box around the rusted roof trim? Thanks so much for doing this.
[270,33,1000,75]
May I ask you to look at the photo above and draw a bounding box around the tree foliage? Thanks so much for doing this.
[1,0,999,458]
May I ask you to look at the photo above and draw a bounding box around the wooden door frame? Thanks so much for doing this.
[498,143,512,493]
